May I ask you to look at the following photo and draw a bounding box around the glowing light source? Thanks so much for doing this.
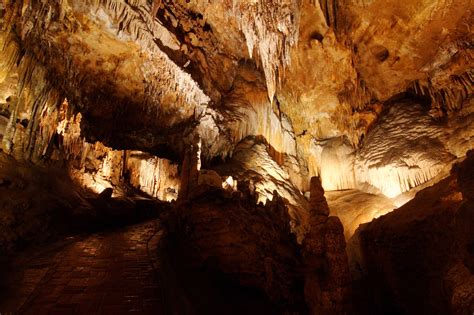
[222,176,237,191]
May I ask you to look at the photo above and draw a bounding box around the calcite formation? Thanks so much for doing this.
[0,0,473,313]
[169,173,352,313]
[302,177,351,315]
[213,137,311,239]
[1,0,473,198]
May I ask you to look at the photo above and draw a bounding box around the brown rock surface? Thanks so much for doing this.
[350,151,474,314]
[302,177,352,315]
[0,0,473,313]
[1,0,472,201]
[171,184,305,311]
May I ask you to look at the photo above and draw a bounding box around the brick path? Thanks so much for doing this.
[0,220,164,314]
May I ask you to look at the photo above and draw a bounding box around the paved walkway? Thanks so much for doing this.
[0,220,164,314]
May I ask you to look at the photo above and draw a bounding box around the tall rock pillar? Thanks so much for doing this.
[302,176,352,314]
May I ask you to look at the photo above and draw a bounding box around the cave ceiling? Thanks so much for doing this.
[0,0,473,194]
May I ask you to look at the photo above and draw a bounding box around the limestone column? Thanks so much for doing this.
[302,176,352,315]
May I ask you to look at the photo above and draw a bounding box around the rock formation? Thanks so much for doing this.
[302,177,352,314]
[0,0,473,313]
[171,183,305,312]
[349,151,474,315]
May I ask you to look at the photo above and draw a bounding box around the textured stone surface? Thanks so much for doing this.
[171,184,305,311]
[349,151,474,315]
[0,220,163,314]
[0,152,88,254]
[326,189,395,240]
[0,149,169,255]
[1,0,472,191]
[0,0,473,313]
[213,137,310,239]
[302,177,351,315]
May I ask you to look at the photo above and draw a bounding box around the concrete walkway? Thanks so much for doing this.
[0,220,164,314]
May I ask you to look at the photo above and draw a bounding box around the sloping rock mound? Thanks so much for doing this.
[350,151,474,314]
[0,152,88,254]
[167,174,353,313]
[170,185,305,312]
[212,136,311,240]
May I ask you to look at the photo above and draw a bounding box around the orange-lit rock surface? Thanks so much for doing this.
[0,0,473,313]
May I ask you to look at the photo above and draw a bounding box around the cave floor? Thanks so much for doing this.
[0,220,165,314]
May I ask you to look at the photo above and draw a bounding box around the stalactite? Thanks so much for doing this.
[218,137,310,238]
[318,137,356,191]
[82,0,209,117]
[0,34,20,82]
[205,0,301,102]
[7,0,208,126]
[318,0,337,29]
[125,151,180,201]
[410,70,474,117]
[356,163,445,198]
[56,102,87,160]
[151,0,161,18]
[334,71,374,147]
[224,92,298,158]
[0,30,64,160]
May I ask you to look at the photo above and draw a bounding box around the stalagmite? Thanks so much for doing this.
[302,176,351,315]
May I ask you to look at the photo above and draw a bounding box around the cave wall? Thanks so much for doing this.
[0,0,473,312]
[349,151,474,314]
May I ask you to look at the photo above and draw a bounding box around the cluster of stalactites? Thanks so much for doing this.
[357,163,444,198]
[86,0,210,113]
[335,72,375,147]
[214,0,302,102]
[225,99,298,157]
[55,113,181,201]
[0,33,64,162]
[55,101,89,161]
[50,103,181,201]
[410,70,474,118]
[50,100,181,201]
[90,0,180,50]
[5,0,209,123]
[126,151,180,201]
[0,33,64,161]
